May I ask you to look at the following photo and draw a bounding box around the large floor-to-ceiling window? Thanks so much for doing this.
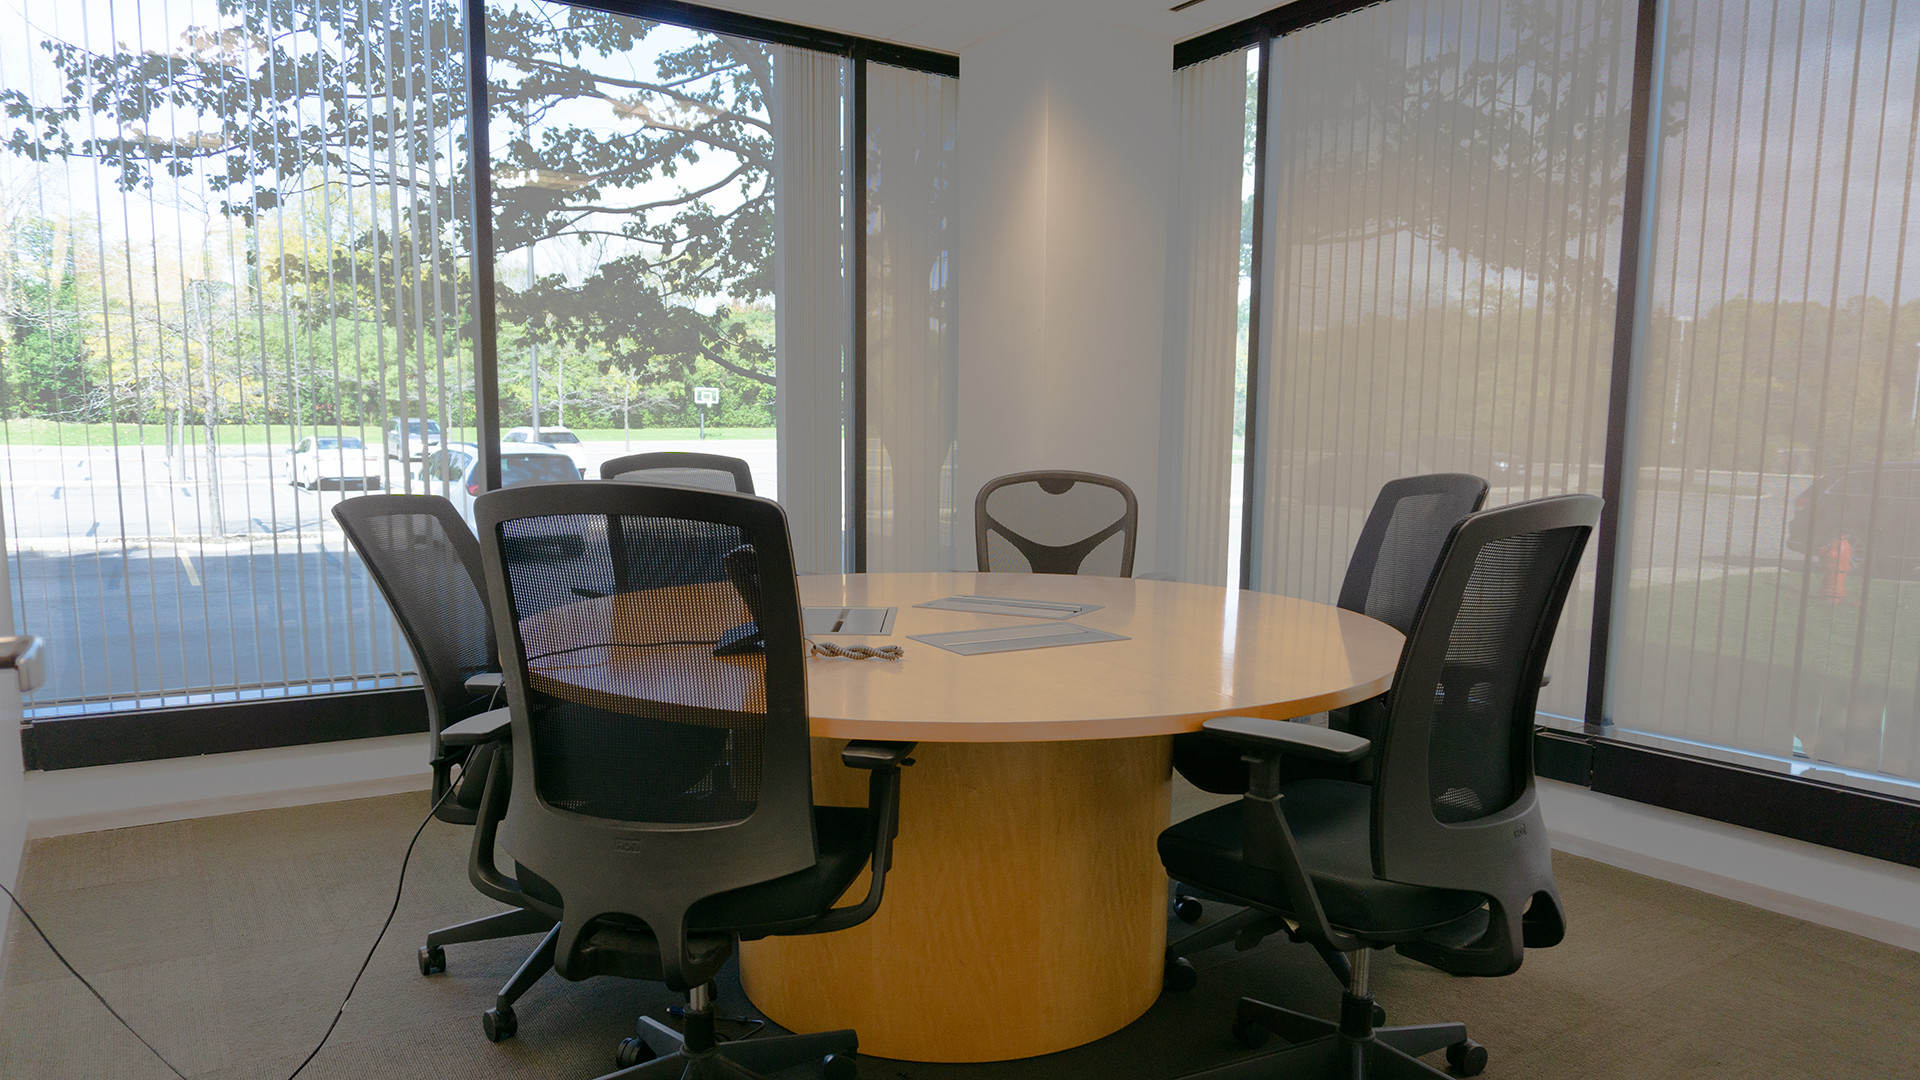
[1612,0,1920,792]
[1239,0,1634,719]
[0,0,474,721]
[1192,0,1920,855]
[0,0,954,765]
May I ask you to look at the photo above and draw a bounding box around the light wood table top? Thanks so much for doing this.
[796,571,1405,741]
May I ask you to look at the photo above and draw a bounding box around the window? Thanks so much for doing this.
[1613,0,1920,791]
[0,0,951,762]
[1241,0,1633,717]
[1,0,472,717]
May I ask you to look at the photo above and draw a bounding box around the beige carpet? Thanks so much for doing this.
[2,788,1915,1080]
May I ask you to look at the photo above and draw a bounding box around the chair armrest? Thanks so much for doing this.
[841,741,917,769]
[799,743,917,936]
[1202,715,1370,763]
[441,708,512,746]
[464,671,504,695]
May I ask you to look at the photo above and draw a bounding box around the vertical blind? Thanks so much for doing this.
[1158,50,1249,588]
[864,64,958,573]
[0,0,863,718]
[1246,0,1634,719]
[1614,0,1920,784]
[772,44,849,575]
[1,0,472,710]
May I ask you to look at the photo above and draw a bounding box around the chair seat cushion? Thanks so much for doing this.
[1159,779,1484,937]
[688,805,873,935]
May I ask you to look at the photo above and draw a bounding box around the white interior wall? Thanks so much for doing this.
[955,13,1172,573]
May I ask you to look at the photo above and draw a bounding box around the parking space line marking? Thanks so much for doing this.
[177,547,201,587]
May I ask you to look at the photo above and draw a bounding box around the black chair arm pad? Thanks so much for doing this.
[841,740,917,769]
[441,707,513,746]
[464,671,504,694]
[1201,715,1370,763]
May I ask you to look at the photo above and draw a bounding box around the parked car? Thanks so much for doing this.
[416,441,582,524]
[287,435,384,490]
[385,417,444,461]
[1785,462,1920,572]
[502,425,589,472]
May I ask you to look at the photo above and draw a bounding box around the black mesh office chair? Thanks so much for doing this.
[468,481,911,1079]
[975,470,1138,576]
[1165,474,1488,990]
[1157,493,1599,1080]
[330,496,557,981]
[601,450,756,493]
[1171,474,1489,796]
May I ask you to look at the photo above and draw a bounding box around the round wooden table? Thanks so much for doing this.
[736,572,1404,1063]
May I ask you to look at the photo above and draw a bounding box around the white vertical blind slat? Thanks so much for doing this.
[1159,51,1249,586]
[772,46,848,575]
[865,64,958,574]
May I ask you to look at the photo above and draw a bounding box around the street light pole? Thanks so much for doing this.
[1671,316,1692,449]
[1911,341,1920,428]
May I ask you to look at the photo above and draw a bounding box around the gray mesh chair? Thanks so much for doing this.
[468,481,911,1079]
[329,496,557,984]
[1165,474,1488,987]
[975,471,1138,576]
[601,451,756,493]
[1157,494,1599,1080]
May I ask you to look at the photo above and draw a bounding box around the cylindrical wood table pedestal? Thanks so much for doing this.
[739,736,1174,1063]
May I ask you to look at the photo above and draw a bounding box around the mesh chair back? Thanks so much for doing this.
[600,451,756,494]
[331,496,496,811]
[1337,474,1490,636]
[476,482,815,990]
[1172,474,1486,794]
[975,471,1138,576]
[1370,493,1599,974]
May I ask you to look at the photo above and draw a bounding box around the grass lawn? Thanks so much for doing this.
[0,419,775,447]
[1630,567,1920,689]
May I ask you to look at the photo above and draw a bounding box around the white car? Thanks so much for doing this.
[503,425,590,472]
[416,441,582,523]
[287,435,384,491]
[386,417,444,461]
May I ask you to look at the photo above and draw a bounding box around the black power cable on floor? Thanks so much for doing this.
[0,779,458,1080]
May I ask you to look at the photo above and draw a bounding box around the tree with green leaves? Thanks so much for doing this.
[1,0,781,418]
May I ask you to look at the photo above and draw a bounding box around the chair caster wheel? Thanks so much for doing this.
[1446,1038,1487,1076]
[1372,1002,1386,1027]
[1174,895,1204,923]
[418,945,446,976]
[1163,956,1197,993]
[482,1005,517,1043]
[1231,1016,1270,1049]
[615,1035,655,1068]
[822,1051,857,1080]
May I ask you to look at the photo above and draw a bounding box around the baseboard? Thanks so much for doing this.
[26,771,431,839]
[23,734,431,839]
[1539,779,1920,953]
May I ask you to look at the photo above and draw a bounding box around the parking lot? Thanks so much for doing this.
[2,438,778,706]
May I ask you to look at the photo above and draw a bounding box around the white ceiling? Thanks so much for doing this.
[694,0,1283,55]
